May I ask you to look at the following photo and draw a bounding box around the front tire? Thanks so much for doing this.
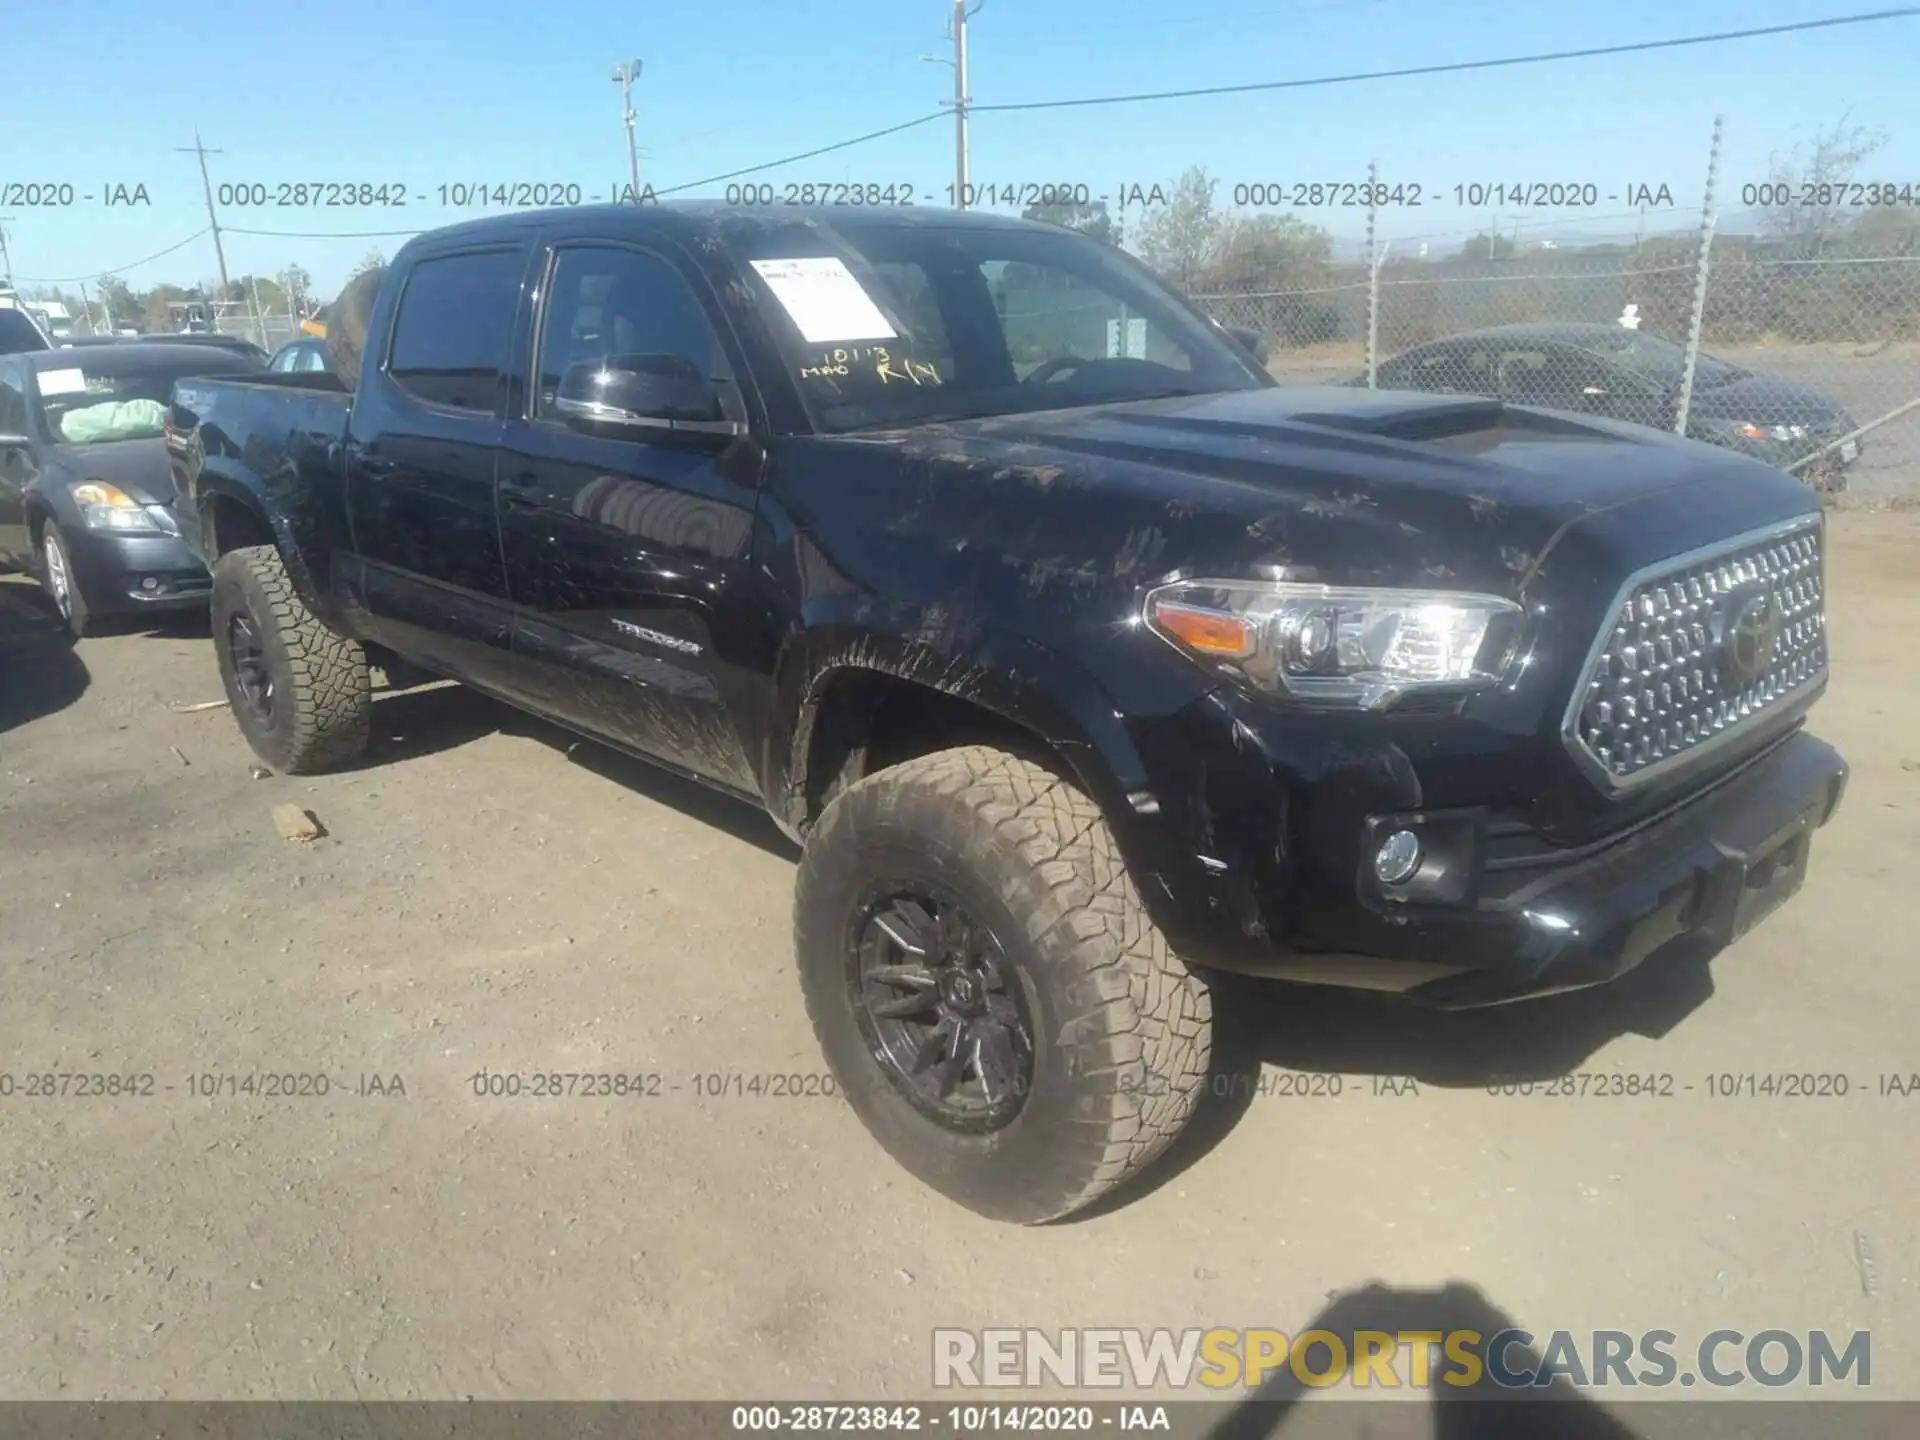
[38,522,93,638]
[794,745,1213,1223]
[210,544,370,773]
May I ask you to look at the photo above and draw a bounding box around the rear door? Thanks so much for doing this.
[341,246,531,693]
[495,239,764,792]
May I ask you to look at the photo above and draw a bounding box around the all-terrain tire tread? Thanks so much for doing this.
[221,545,370,772]
[799,744,1211,1221]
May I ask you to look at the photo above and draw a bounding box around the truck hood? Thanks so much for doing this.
[38,438,173,507]
[884,386,1819,598]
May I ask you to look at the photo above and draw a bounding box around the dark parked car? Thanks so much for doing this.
[147,333,270,364]
[1374,323,1861,491]
[265,337,331,375]
[0,342,265,634]
[168,205,1845,1223]
[60,333,271,365]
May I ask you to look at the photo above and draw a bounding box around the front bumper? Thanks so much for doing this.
[1359,731,1847,1006]
[62,526,211,613]
[1124,709,1846,1009]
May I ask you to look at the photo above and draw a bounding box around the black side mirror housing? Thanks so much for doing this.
[555,354,743,440]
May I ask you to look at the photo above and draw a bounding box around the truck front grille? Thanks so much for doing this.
[1564,516,1827,789]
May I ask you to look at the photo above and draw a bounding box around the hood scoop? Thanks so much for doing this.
[1288,395,1510,443]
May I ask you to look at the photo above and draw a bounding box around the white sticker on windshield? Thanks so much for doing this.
[750,257,898,345]
[39,367,88,396]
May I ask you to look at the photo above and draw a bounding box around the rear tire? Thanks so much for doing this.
[794,744,1213,1224]
[210,544,370,773]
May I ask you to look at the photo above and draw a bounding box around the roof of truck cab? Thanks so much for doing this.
[401,201,1053,248]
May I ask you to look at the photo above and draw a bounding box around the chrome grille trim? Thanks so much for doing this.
[1560,514,1827,792]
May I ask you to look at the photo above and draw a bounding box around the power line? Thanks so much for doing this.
[13,229,212,284]
[971,8,1920,112]
[650,112,947,196]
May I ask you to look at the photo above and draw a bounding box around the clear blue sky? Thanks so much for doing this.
[6,0,1916,297]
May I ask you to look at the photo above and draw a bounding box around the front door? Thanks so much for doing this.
[497,241,763,791]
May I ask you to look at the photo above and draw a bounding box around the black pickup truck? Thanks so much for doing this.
[167,203,1847,1223]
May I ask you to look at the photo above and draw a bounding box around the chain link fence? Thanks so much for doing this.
[1197,229,1920,504]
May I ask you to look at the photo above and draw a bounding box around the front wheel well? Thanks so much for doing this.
[800,669,1074,830]
[206,492,277,557]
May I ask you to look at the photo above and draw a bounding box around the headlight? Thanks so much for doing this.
[70,480,162,532]
[1145,580,1523,709]
[1719,421,1808,443]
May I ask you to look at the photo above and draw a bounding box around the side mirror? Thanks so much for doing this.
[1224,324,1270,366]
[555,354,743,440]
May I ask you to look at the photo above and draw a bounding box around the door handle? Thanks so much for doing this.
[498,475,551,507]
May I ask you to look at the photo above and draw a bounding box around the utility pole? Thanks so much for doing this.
[950,1,981,209]
[0,218,14,286]
[613,60,643,204]
[177,131,232,303]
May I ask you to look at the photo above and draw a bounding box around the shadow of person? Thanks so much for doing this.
[1206,1280,1646,1440]
[0,580,90,733]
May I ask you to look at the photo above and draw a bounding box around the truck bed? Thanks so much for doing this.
[166,371,355,570]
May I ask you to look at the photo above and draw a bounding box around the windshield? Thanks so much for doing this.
[31,358,223,443]
[1581,330,1741,390]
[724,217,1268,433]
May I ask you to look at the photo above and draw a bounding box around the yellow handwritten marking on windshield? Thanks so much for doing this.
[873,358,942,387]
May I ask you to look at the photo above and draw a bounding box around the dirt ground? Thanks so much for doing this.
[0,511,1915,1405]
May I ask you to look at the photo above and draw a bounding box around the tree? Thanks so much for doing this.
[1020,198,1123,248]
[1200,214,1331,293]
[225,274,288,312]
[1761,114,1889,255]
[1135,167,1225,292]
[1458,232,1515,261]
[96,275,141,330]
[350,248,386,278]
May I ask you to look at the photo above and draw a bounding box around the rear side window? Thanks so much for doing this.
[386,249,524,412]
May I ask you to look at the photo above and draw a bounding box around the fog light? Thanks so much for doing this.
[1373,829,1422,885]
[140,576,161,592]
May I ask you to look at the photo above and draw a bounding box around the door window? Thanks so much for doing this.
[386,249,525,412]
[1495,346,1606,405]
[534,247,734,419]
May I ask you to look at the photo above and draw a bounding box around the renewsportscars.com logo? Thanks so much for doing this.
[931,1327,1871,1391]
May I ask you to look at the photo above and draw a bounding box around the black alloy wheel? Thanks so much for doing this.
[852,885,1036,1133]
[226,609,276,727]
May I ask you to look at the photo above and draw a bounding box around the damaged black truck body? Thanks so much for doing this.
[167,204,1848,1222]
